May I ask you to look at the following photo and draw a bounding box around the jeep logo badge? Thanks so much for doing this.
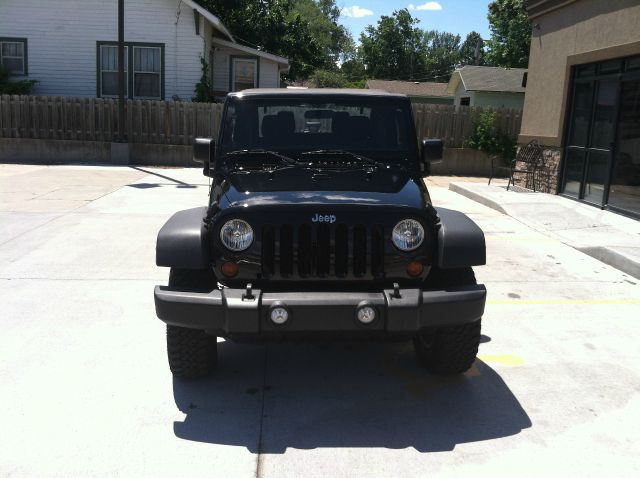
[312,213,336,223]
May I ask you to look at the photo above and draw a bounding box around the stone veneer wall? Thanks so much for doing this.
[512,145,562,193]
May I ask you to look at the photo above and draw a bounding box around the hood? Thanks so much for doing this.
[218,168,429,210]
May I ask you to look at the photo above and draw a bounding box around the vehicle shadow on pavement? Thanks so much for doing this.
[172,340,531,453]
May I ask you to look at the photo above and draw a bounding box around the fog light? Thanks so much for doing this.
[406,261,424,277]
[356,305,377,324]
[270,306,289,325]
[221,261,239,278]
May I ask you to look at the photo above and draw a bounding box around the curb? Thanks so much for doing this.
[578,246,640,281]
[448,182,508,215]
[448,182,640,280]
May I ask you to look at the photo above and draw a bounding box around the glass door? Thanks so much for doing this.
[562,71,619,206]
[563,80,594,197]
[583,79,618,205]
[607,78,640,216]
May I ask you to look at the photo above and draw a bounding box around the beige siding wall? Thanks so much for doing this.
[0,0,206,100]
[520,0,640,146]
[453,82,476,106]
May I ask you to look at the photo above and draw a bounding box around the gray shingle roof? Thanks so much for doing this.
[365,80,452,97]
[456,66,527,93]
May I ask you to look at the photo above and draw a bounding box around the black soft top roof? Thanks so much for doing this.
[228,88,408,100]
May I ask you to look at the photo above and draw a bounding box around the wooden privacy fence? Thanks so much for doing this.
[0,95,223,145]
[412,103,522,148]
[0,95,521,148]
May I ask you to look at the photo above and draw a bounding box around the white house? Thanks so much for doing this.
[446,66,527,110]
[0,0,289,101]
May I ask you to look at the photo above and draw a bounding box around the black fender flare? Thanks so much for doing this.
[156,207,210,269]
[434,207,486,269]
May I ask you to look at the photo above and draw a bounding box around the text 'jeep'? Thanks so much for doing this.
[154,89,486,378]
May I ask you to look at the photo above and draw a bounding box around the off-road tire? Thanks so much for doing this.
[414,267,481,375]
[166,268,217,379]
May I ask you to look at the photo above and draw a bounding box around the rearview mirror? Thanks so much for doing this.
[194,137,214,177]
[422,138,443,164]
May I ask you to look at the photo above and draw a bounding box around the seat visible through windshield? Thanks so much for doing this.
[220,98,415,159]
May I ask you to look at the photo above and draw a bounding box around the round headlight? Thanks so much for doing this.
[220,219,254,252]
[392,219,424,251]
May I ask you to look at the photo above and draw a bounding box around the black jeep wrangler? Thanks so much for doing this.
[154,89,486,378]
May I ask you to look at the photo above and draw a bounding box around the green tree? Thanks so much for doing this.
[359,9,428,80]
[458,31,485,67]
[340,57,367,82]
[197,0,330,80]
[485,0,531,68]
[291,0,354,65]
[310,69,348,88]
[423,30,461,81]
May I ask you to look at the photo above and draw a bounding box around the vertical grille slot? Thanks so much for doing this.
[335,224,348,277]
[317,224,330,277]
[353,225,367,277]
[279,225,293,277]
[298,224,312,277]
[371,225,384,277]
[261,221,383,280]
[261,225,275,277]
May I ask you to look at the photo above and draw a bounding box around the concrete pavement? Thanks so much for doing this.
[450,181,640,279]
[1,165,639,477]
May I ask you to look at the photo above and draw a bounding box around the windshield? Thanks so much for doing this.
[218,96,418,164]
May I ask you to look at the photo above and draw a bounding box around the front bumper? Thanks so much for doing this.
[154,284,486,337]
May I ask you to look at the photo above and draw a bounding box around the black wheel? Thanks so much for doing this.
[414,267,482,375]
[166,268,217,379]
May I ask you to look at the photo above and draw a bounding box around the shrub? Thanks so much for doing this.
[193,57,214,102]
[465,108,516,165]
[0,65,38,95]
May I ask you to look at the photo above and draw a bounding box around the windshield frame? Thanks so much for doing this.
[215,94,420,172]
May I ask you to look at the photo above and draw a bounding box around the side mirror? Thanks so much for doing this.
[194,137,214,177]
[422,138,443,164]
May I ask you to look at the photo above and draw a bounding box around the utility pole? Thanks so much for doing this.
[117,0,125,142]
[474,38,485,66]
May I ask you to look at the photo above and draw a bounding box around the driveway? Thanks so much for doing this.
[1,165,639,477]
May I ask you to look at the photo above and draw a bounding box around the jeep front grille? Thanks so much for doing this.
[261,224,384,279]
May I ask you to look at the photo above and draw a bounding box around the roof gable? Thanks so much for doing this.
[180,0,233,41]
[449,66,527,93]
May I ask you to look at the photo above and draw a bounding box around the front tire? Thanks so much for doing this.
[414,267,482,374]
[166,268,217,379]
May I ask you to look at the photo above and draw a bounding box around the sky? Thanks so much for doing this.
[338,0,492,42]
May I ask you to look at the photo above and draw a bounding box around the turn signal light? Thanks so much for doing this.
[406,261,424,277]
[221,261,239,278]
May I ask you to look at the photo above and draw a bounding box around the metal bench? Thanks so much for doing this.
[507,140,544,191]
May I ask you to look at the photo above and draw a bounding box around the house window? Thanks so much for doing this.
[0,38,27,75]
[460,97,471,106]
[133,46,161,99]
[97,42,164,100]
[100,45,128,97]
[232,58,257,92]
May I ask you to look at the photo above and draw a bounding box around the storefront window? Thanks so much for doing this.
[608,78,640,216]
[562,54,640,217]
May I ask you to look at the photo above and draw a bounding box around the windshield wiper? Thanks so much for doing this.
[225,149,298,166]
[300,150,384,169]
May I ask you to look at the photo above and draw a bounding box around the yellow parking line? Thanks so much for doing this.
[488,299,640,305]
[478,354,525,366]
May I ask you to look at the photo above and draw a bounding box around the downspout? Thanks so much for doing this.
[174,1,182,100]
